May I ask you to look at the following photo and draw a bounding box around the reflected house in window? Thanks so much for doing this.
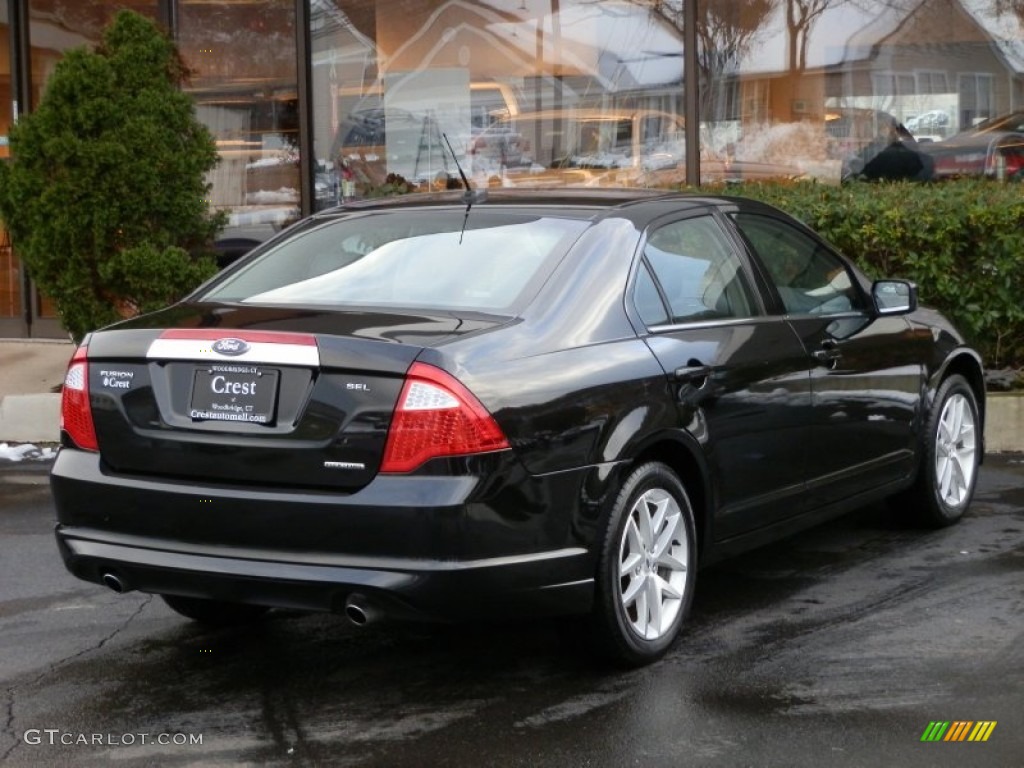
[261,0,1024,200]
[812,0,1024,179]
[690,0,1024,183]
[824,0,1024,138]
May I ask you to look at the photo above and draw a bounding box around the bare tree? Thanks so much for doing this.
[652,0,778,120]
[786,0,841,71]
[702,0,778,119]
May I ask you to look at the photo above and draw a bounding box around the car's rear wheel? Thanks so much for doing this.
[161,594,269,626]
[593,462,697,666]
[904,374,980,527]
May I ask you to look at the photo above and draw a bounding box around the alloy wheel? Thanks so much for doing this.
[934,392,977,508]
[617,488,690,641]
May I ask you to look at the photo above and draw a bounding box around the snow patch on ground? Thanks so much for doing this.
[0,442,57,462]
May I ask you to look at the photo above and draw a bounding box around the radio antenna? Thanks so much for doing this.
[442,133,486,243]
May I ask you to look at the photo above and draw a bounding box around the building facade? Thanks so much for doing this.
[2,0,1022,337]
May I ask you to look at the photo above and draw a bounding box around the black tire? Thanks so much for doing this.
[901,374,981,528]
[161,594,270,626]
[593,462,697,666]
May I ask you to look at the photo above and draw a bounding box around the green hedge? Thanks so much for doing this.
[688,180,1024,369]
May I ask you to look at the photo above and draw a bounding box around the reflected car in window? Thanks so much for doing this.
[328,83,523,195]
[919,111,1024,180]
[52,190,984,666]
[472,109,803,187]
[905,109,950,138]
[329,106,431,189]
[470,108,687,186]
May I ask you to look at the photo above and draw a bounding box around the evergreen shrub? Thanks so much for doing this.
[0,10,225,341]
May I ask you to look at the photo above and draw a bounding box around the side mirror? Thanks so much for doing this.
[872,279,917,315]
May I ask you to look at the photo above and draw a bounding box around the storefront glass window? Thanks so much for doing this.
[1,7,17,325]
[310,0,698,204]
[700,0,1024,183]
[29,2,159,104]
[176,0,299,242]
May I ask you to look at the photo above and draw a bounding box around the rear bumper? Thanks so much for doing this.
[55,530,593,620]
[51,449,603,620]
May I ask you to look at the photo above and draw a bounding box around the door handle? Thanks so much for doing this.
[812,341,841,366]
[674,364,712,387]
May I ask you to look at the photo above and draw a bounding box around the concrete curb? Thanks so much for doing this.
[0,393,62,443]
[986,393,1023,453]
[0,338,71,444]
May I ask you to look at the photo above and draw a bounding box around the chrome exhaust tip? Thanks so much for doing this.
[101,571,129,594]
[344,593,379,626]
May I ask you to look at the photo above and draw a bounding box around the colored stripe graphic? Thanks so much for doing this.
[920,720,996,742]
[945,721,972,741]
[968,722,997,742]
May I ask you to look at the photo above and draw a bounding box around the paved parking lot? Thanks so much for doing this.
[1,454,1022,767]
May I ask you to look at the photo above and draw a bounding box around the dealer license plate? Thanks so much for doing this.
[189,365,279,424]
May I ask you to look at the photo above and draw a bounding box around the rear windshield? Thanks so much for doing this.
[201,210,588,312]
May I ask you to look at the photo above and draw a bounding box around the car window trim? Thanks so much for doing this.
[645,314,787,334]
[779,308,867,321]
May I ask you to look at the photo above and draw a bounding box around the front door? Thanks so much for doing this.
[730,211,920,508]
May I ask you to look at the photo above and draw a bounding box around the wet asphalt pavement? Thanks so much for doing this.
[1,455,1022,767]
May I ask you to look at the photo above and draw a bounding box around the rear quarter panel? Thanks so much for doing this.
[424,216,676,476]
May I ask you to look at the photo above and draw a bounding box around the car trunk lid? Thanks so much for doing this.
[82,307,509,491]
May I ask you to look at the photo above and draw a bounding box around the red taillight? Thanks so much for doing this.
[380,362,509,473]
[60,345,99,452]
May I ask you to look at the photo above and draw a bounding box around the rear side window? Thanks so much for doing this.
[201,211,588,313]
[639,215,755,324]
[634,262,670,327]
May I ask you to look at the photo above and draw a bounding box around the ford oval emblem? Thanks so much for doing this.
[212,337,250,356]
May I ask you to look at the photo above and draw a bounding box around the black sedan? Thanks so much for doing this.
[51,189,984,666]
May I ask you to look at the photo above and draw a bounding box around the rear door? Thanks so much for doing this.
[632,210,814,541]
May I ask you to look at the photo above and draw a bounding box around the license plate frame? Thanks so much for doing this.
[189,365,279,425]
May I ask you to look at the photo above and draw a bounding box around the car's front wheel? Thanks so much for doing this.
[905,374,981,527]
[593,462,697,666]
[161,594,269,626]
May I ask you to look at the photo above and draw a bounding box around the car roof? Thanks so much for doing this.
[308,189,787,235]
[313,188,761,223]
